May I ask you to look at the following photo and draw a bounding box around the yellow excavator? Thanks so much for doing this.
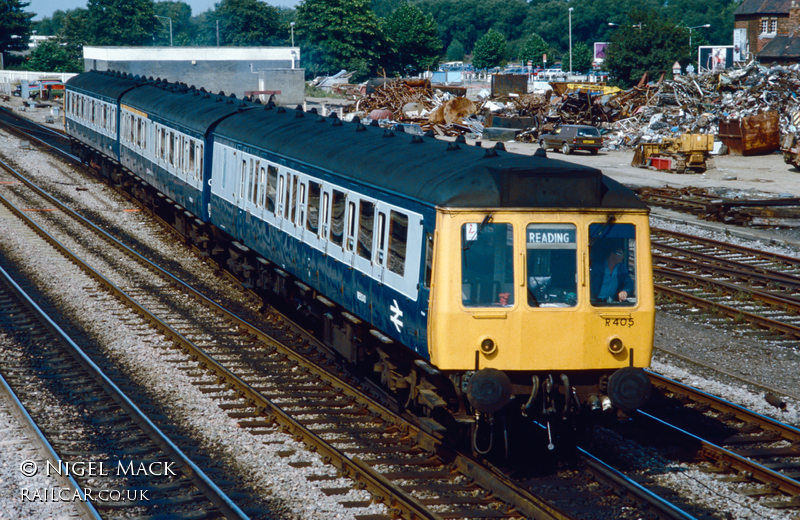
[631,134,714,173]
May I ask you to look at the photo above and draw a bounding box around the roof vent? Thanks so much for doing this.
[370,120,380,127]
[352,116,361,124]
[446,142,460,151]
[332,118,343,127]
[355,123,366,132]
[534,147,547,158]
[316,115,327,123]
[411,135,424,144]
[295,110,304,118]
[494,142,506,151]
[424,130,435,138]
[455,135,467,144]
[483,148,498,158]
[383,129,395,138]
[277,106,286,113]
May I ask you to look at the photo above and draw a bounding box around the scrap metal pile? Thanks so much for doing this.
[338,62,800,147]
[342,78,480,136]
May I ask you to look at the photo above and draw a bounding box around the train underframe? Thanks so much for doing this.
[73,141,651,458]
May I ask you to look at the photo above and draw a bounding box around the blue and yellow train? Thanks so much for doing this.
[65,70,655,454]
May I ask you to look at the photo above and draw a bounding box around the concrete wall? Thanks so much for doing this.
[258,68,305,106]
[83,46,301,99]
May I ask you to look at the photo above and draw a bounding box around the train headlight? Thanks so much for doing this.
[607,336,624,355]
[480,338,496,355]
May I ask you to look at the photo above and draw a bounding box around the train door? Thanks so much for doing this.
[320,185,332,253]
[295,177,308,242]
[351,195,375,275]
[327,188,348,265]
[278,171,295,235]
[372,204,390,282]
[304,179,323,251]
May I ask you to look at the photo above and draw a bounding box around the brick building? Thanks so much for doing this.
[735,0,800,63]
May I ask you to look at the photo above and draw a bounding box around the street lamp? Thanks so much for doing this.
[685,24,711,49]
[290,22,295,47]
[568,7,573,74]
[155,15,172,47]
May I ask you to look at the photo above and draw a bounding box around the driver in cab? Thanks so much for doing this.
[591,246,634,303]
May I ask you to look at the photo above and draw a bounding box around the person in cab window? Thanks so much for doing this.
[591,246,634,303]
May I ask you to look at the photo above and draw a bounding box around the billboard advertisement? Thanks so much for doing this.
[594,42,609,63]
[732,28,749,62]
[698,46,734,72]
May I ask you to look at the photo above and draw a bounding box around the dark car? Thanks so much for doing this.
[539,124,603,155]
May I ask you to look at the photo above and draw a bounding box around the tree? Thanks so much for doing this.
[60,8,91,67]
[23,38,81,72]
[86,0,158,46]
[570,41,592,72]
[205,0,281,46]
[518,33,548,67]
[417,0,528,56]
[472,28,506,70]
[604,9,689,87]
[0,0,35,63]
[382,3,441,75]
[33,9,69,35]
[153,1,194,46]
[296,0,387,79]
[445,39,464,62]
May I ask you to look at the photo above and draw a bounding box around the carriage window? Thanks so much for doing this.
[321,192,330,237]
[258,166,266,207]
[462,222,514,307]
[330,190,345,247]
[248,159,256,204]
[240,160,247,199]
[136,118,142,147]
[424,232,433,288]
[357,200,374,261]
[189,140,196,172]
[346,201,356,251]
[526,224,577,308]
[169,131,175,165]
[130,116,135,144]
[267,165,277,212]
[290,176,298,223]
[589,223,637,307]
[307,182,321,233]
[376,212,386,265]
[297,183,306,225]
[142,119,147,150]
[198,144,203,178]
[388,211,408,276]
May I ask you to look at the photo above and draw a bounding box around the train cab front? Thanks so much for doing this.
[428,209,655,454]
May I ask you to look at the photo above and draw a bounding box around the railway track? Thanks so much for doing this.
[651,228,800,352]
[0,102,714,520]
[0,249,249,518]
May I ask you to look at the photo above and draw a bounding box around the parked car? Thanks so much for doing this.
[539,124,603,155]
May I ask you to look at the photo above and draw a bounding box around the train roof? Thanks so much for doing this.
[66,70,141,100]
[215,107,647,210]
[67,71,646,210]
[68,70,250,136]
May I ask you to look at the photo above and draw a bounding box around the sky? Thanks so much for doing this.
[27,0,299,20]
